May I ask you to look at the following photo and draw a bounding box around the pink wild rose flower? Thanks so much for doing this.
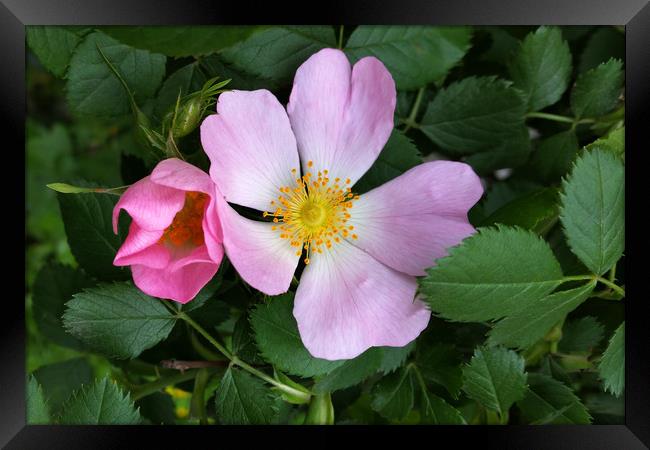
[200,48,483,360]
[113,158,224,303]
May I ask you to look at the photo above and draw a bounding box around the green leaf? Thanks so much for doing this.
[354,130,422,194]
[32,358,93,415]
[250,293,345,378]
[420,389,466,425]
[598,322,624,397]
[135,392,176,425]
[578,27,624,74]
[215,367,279,425]
[488,281,596,349]
[585,127,625,159]
[32,263,95,349]
[154,62,207,119]
[221,26,336,85]
[560,148,625,275]
[480,187,559,235]
[517,373,592,424]
[102,26,263,57]
[420,76,529,168]
[231,313,265,365]
[62,282,177,359]
[570,58,623,119]
[527,131,579,183]
[416,343,463,398]
[59,377,141,424]
[57,192,129,281]
[200,55,270,91]
[377,342,416,375]
[370,367,414,420]
[344,26,472,90]
[508,26,572,111]
[27,376,51,424]
[66,31,166,117]
[419,226,564,322]
[26,26,88,77]
[559,316,605,353]
[312,348,384,394]
[462,346,527,416]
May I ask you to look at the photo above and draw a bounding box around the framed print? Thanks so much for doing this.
[4,0,649,447]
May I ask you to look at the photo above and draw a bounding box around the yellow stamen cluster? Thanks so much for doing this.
[263,161,360,265]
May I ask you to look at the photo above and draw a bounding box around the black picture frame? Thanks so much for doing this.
[5,0,649,447]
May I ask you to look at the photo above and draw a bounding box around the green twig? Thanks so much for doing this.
[403,87,425,133]
[337,25,345,49]
[131,370,199,401]
[190,368,211,425]
[178,312,313,401]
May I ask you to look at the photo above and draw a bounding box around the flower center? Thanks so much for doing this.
[264,161,359,265]
[159,191,208,248]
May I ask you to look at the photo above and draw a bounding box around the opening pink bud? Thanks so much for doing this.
[112,158,224,303]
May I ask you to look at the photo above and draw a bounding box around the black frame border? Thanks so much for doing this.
[5,0,649,448]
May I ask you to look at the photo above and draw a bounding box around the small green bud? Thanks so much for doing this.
[172,96,203,138]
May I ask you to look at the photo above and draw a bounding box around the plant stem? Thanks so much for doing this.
[131,369,199,401]
[525,112,575,124]
[403,87,426,133]
[608,263,617,283]
[595,277,625,297]
[178,312,312,400]
[337,25,345,49]
[561,275,625,298]
[190,368,211,425]
[179,312,233,360]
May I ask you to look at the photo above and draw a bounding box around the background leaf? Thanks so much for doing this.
[27,26,89,77]
[479,187,559,235]
[559,316,605,353]
[57,192,129,281]
[370,367,414,420]
[345,26,472,89]
[59,377,142,424]
[312,348,384,394]
[560,148,625,275]
[250,293,345,378]
[420,76,529,172]
[416,343,463,398]
[221,26,336,85]
[63,282,177,359]
[354,130,422,194]
[526,131,579,183]
[32,358,93,415]
[508,26,572,111]
[214,367,279,425]
[598,322,624,397]
[487,281,596,349]
[420,226,564,322]
[27,376,51,424]
[66,31,166,117]
[570,58,623,118]
[32,263,95,349]
[103,26,264,57]
[517,373,592,424]
[462,346,527,416]
[154,62,207,119]
[419,388,466,425]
